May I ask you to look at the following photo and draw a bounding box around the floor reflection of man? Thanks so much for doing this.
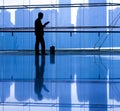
[34,55,49,100]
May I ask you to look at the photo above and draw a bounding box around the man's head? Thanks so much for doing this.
[38,12,43,19]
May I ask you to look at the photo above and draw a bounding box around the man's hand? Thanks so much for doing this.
[44,21,50,27]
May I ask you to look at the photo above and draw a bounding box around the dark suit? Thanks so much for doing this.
[35,18,45,54]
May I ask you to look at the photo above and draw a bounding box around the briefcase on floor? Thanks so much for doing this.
[50,46,55,54]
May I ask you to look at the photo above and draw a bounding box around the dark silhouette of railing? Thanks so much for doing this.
[0,26,120,32]
[0,3,120,9]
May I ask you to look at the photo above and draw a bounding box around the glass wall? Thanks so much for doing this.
[0,0,120,50]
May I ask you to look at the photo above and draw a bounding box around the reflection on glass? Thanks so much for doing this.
[34,55,49,100]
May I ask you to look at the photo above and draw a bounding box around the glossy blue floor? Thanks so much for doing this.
[0,50,120,111]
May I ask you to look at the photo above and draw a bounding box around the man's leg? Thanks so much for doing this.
[41,37,45,54]
[35,36,39,54]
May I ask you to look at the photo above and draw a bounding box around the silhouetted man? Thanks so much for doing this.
[35,12,49,55]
